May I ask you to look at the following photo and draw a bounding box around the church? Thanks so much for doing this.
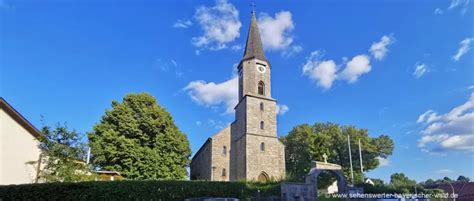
[190,11,286,182]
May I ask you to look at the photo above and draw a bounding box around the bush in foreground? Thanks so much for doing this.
[0,180,280,200]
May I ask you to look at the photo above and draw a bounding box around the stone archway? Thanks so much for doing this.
[258,171,269,182]
[305,161,348,198]
[281,161,351,200]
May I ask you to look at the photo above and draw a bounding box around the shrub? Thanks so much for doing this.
[0,180,280,200]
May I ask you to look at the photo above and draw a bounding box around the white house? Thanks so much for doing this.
[0,97,43,185]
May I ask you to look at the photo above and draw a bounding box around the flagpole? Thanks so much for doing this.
[347,134,354,186]
[358,139,364,181]
[86,147,91,164]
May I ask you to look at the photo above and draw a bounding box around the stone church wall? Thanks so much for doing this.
[230,123,247,181]
[210,126,230,181]
[246,134,285,180]
[240,59,272,98]
[190,139,212,180]
[245,96,276,137]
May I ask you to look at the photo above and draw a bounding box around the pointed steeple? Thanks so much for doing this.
[242,11,268,62]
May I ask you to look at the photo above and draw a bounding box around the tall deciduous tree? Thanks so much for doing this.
[37,123,91,182]
[88,93,191,180]
[281,122,394,184]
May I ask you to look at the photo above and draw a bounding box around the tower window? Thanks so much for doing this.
[260,102,264,111]
[260,121,264,130]
[222,146,227,156]
[260,142,265,151]
[258,81,265,95]
[222,168,226,177]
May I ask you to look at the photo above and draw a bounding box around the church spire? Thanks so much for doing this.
[242,9,268,62]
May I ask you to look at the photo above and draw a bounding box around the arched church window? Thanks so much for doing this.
[222,168,226,177]
[260,102,264,111]
[258,172,269,182]
[258,81,265,95]
[222,146,227,156]
[260,121,264,130]
[260,142,265,151]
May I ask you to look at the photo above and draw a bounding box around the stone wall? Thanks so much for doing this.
[230,125,246,181]
[230,97,247,181]
[190,139,212,180]
[245,96,276,137]
[239,58,272,99]
[246,134,285,180]
[191,127,232,181]
[210,126,230,181]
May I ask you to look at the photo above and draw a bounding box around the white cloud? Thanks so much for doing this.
[369,35,395,61]
[417,110,441,124]
[184,76,291,114]
[207,119,227,130]
[258,11,294,50]
[276,104,289,115]
[281,45,303,58]
[452,38,473,61]
[434,8,444,15]
[155,59,183,77]
[376,156,390,167]
[436,169,454,174]
[257,11,301,57]
[192,0,241,50]
[417,93,474,152]
[302,53,372,89]
[340,54,372,83]
[303,34,396,90]
[303,35,395,89]
[413,63,428,78]
[184,77,238,114]
[231,44,242,51]
[196,121,202,126]
[302,51,338,89]
[170,59,178,67]
[173,19,193,28]
[448,0,470,14]
[449,0,470,9]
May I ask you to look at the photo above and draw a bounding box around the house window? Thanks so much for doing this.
[222,146,227,156]
[260,102,264,111]
[260,121,264,130]
[260,142,265,151]
[258,81,265,95]
[222,168,226,177]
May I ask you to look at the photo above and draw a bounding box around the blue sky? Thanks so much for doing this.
[1,0,473,182]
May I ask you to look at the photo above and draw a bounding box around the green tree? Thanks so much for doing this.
[422,178,436,186]
[281,122,394,184]
[88,93,191,180]
[457,175,470,182]
[390,173,416,190]
[442,177,453,182]
[37,123,92,182]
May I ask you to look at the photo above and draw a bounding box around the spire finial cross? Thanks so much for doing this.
[250,3,256,14]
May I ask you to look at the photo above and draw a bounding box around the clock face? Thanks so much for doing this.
[257,65,266,73]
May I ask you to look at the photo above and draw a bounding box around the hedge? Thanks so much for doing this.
[0,180,280,201]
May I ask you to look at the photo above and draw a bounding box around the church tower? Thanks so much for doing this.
[229,11,286,181]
